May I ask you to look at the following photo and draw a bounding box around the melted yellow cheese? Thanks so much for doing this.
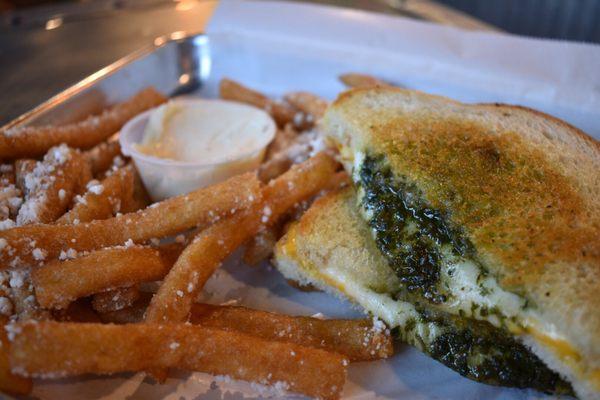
[590,370,600,391]
[529,330,581,363]
[525,327,600,390]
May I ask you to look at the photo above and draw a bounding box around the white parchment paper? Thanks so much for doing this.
[207,0,600,139]
[26,2,597,399]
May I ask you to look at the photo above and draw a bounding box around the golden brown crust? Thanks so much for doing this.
[370,116,597,288]
[324,87,600,393]
[479,103,600,152]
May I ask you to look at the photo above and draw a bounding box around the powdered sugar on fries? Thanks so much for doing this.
[17,144,78,225]
[0,80,399,400]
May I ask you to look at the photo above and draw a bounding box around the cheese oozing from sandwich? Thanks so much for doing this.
[320,87,600,399]
[274,188,571,394]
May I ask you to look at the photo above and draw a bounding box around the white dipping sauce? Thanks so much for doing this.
[121,98,276,201]
[136,99,275,164]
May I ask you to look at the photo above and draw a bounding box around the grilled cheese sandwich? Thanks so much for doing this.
[274,88,600,399]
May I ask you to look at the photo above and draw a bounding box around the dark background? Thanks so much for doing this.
[435,0,600,43]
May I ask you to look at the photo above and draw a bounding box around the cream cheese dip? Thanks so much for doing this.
[120,98,276,201]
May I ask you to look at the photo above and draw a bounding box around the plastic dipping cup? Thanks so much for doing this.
[119,98,276,202]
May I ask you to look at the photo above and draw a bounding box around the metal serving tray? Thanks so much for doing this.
[4,5,595,399]
[1,32,210,131]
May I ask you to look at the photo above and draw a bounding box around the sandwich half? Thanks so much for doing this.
[275,187,572,394]
[273,88,600,399]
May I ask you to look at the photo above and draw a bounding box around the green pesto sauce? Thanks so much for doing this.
[423,312,571,394]
[359,155,571,394]
[359,155,471,304]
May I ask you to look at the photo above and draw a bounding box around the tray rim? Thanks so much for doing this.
[0,31,205,132]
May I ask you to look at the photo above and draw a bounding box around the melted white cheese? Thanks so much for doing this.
[439,249,525,327]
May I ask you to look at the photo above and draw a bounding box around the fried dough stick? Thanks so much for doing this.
[242,224,280,266]
[219,79,297,127]
[258,153,294,183]
[56,164,134,224]
[16,145,91,226]
[83,139,122,178]
[0,88,166,159]
[0,173,21,221]
[339,73,389,88]
[97,292,152,324]
[0,317,31,395]
[9,321,347,400]
[123,167,151,212]
[7,269,50,322]
[191,304,393,361]
[145,152,338,324]
[32,246,174,310]
[145,205,261,326]
[264,124,299,162]
[284,92,328,120]
[14,159,35,198]
[0,165,14,185]
[142,153,337,385]
[99,299,391,362]
[91,286,140,313]
[0,172,260,268]
[51,164,139,311]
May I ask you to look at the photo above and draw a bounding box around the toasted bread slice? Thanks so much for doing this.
[321,87,599,399]
[274,188,405,327]
[274,188,571,394]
